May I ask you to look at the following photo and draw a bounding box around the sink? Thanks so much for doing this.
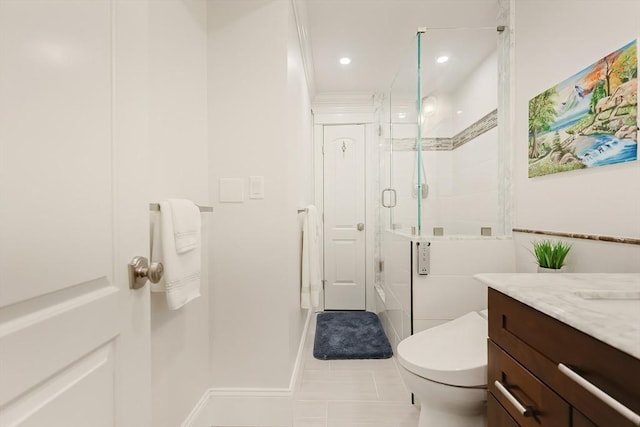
[572,290,640,319]
[573,290,640,300]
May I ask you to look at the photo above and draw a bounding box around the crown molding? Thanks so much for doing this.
[291,0,316,99]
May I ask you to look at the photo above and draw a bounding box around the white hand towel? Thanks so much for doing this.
[151,200,201,310]
[168,199,201,254]
[301,205,322,309]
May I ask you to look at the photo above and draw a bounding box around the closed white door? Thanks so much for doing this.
[323,125,366,310]
[0,2,151,426]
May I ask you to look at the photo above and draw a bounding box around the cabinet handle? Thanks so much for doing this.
[558,363,640,426]
[494,380,532,417]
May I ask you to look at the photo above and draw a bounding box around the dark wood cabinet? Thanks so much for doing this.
[488,288,640,427]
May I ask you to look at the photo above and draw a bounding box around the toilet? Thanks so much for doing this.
[397,310,489,427]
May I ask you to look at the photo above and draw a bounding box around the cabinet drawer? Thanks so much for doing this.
[488,391,520,427]
[489,288,640,427]
[488,340,570,426]
[572,408,597,427]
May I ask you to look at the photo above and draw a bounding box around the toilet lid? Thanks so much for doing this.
[397,311,487,387]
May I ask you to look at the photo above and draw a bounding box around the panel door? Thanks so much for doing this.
[0,1,151,426]
[323,125,366,310]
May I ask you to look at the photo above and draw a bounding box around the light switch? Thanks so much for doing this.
[219,178,244,203]
[249,176,264,199]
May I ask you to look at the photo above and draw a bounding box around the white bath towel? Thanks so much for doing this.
[168,199,201,254]
[301,205,322,310]
[150,200,201,310]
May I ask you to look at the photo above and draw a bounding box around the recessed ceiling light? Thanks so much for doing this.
[456,110,463,115]
[339,57,351,65]
[436,55,449,64]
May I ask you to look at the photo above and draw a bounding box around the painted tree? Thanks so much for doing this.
[589,80,607,114]
[612,43,638,84]
[529,88,558,159]
[602,50,623,95]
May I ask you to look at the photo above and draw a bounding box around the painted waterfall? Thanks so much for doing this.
[528,40,638,178]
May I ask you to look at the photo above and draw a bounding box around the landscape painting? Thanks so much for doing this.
[528,40,638,177]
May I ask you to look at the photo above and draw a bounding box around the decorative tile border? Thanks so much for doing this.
[513,228,640,246]
[388,109,497,151]
[452,109,498,149]
[390,137,452,151]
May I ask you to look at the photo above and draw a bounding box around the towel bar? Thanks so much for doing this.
[149,203,213,213]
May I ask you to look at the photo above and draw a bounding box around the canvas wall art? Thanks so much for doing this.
[528,40,638,177]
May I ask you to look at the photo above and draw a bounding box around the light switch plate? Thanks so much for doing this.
[249,176,264,199]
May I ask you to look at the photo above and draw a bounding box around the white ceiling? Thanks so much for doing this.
[300,0,500,99]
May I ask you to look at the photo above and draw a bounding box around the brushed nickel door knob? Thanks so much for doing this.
[128,256,164,289]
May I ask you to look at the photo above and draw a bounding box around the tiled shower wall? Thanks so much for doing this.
[376,233,516,349]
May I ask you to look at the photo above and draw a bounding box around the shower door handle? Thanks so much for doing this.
[381,188,397,208]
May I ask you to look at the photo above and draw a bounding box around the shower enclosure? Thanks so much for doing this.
[376,26,516,349]
[381,27,510,237]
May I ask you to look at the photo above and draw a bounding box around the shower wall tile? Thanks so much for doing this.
[401,312,412,343]
[381,231,412,345]
[413,275,488,320]
[413,319,449,334]
[427,239,515,275]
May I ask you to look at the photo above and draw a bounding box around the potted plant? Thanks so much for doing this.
[531,240,572,272]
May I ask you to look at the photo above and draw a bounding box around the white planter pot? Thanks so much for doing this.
[537,266,567,273]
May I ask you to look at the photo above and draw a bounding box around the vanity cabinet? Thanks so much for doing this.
[487,288,640,427]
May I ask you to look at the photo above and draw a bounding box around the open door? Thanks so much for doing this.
[0,1,151,425]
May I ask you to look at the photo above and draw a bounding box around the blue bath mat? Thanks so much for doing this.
[313,311,393,360]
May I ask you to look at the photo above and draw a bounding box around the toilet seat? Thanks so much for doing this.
[397,311,488,387]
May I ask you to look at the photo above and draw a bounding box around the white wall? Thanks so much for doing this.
[147,2,210,427]
[513,0,640,272]
[207,0,311,391]
[286,0,314,380]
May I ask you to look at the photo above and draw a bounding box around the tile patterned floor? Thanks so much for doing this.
[292,314,419,427]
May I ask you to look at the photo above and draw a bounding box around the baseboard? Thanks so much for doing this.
[183,309,312,427]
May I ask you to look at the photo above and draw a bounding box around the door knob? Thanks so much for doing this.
[128,256,164,289]
[357,223,365,231]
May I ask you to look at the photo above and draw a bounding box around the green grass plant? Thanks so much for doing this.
[532,240,572,269]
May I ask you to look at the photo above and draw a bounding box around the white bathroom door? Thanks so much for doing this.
[0,1,151,426]
[323,125,366,310]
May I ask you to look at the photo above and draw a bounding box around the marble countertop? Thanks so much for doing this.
[474,273,640,359]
